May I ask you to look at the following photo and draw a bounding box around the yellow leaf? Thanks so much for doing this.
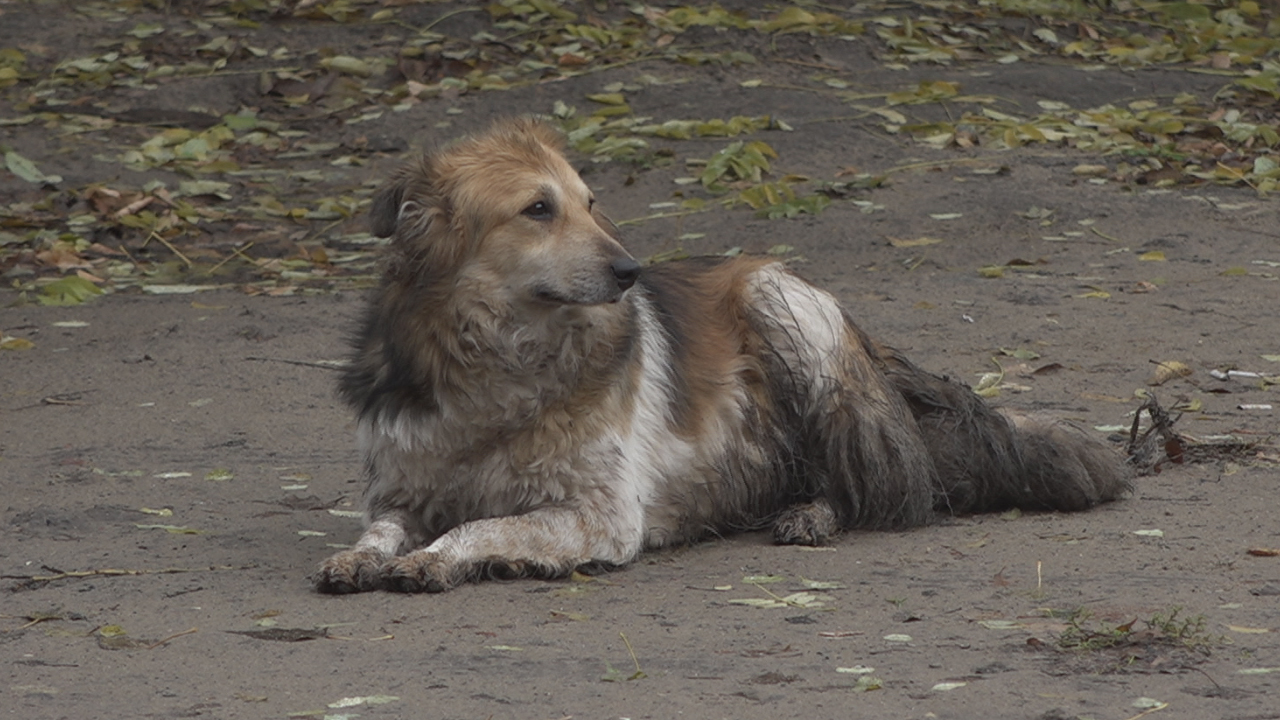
[1138,250,1166,261]
[888,236,945,248]
[1072,164,1109,176]
[586,93,626,106]
[1148,360,1192,386]
[1076,290,1111,299]
[323,55,372,77]
[1,335,35,350]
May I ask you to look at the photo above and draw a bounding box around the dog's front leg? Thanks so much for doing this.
[313,511,411,593]
[381,507,640,593]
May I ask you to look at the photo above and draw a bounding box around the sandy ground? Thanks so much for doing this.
[4,3,1280,719]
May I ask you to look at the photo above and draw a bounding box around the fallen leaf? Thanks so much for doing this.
[852,675,882,692]
[932,681,967,691]
[38,276,103,306]
[1072,164,1108,176]
[5,151,62,184]
[1148,360,1192,386]
[888,236,945,247]
[979,619,1024,630]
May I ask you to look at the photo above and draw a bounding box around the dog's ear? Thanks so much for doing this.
[370,176,407,238]
[370,159,441,238]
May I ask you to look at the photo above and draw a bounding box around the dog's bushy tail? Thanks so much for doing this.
[875,345,1131,516]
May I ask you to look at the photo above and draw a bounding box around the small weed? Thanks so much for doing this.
[1056,606,1222,654]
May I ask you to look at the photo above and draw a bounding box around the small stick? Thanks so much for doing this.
[4,564,252,583]
[1089,226,1124,243]
[619,632,643,676]
[206,242,254,276]
[245,356,349,370]
[149,231,194,268]
[114,195,155,218]
[776,57,844,72]
[147,627,198,650]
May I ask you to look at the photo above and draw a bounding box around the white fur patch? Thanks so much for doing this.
[746,263,850,398]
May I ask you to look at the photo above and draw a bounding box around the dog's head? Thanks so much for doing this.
[370,118,640,308]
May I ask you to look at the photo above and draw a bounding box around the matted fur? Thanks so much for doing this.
[314,118,1130,594]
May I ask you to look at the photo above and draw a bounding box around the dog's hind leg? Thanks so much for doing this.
[772,499,838,546]
[313,512,410,593]
[746,264,939,532]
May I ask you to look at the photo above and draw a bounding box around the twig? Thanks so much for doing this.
[1089,226,1125,243]
[418,7,483,34]
[148,230,194,268]
[775,57,844,72]
[4,565,253,584]
[245,356,349,370]
[206,242,254,276]
[880,156,1007,175]
[1223,224,1280,240]
[619,632,643,676]
[616,208,709,227]
[1186,665,1222,689]
[147,627,198,650]
[114,195,155,218]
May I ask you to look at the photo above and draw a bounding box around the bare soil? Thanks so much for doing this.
[3,3,1279,719]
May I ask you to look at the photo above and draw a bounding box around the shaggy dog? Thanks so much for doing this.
[314,118,1128,594]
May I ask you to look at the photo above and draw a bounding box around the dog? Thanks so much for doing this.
[313,117,1129,594]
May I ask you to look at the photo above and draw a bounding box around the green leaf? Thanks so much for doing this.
[38,276,103,306]
[586,92,626,105]
[5,151,62,184]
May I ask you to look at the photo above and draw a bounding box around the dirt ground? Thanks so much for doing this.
[3,2,1280,719]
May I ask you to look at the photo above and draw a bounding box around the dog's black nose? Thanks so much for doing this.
[611,257,642,291]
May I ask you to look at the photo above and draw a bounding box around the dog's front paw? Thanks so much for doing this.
[314,548,386,594]
[381,552,456,593]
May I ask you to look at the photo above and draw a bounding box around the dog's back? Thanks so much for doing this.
[637,257,1128,546]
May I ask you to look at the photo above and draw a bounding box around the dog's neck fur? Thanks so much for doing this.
[354,276,640,435]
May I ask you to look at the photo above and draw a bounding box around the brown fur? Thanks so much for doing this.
[314,118,1130,594]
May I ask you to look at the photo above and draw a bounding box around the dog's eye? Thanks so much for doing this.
[522,200,553,220]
